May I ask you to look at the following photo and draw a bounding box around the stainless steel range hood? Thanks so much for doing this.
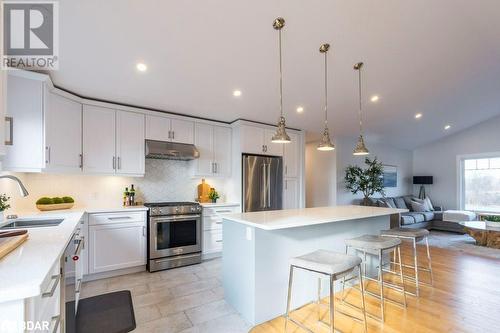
[145,140,200,160]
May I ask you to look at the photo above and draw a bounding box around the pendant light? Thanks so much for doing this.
[353,62,370,156]
[271,17,291,144]
[317,43,335,151]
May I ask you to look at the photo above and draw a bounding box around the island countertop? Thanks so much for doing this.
[223,205,407,230]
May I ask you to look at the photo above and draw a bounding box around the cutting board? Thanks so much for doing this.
[198,179,211,203]
[0,233,29,260]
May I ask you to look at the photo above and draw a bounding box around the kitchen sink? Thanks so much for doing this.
[0,218,64,230]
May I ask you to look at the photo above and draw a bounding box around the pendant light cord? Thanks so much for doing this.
[358,65,363,135]
[324,51,328,126]
[278,28,283,118]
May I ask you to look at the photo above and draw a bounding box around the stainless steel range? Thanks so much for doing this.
[145,202,202,272]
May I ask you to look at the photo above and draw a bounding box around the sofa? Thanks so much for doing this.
[375,195,465,233]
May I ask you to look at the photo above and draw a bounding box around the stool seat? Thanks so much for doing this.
[290,250,362,275]
[380,227,429,238]
[345,235,401,251]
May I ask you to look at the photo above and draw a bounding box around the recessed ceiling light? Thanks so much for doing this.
[444,124,451,130]
[296,106,304,113]
[136,63,147,72]
[370,95,379,102]
[233,90,242,97]
[415,113,422,119]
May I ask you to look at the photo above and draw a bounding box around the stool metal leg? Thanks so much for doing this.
[397,246,407,307]
[284,266,294,333]
[378,249,385,321]
[329,275,335,333]
[425,236,434,286]
[412,238,420,297]
[358,264,368,333]
[317,277,322,321]
[341,245,348,300]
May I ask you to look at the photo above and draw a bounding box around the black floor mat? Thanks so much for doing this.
[76,290,136,333]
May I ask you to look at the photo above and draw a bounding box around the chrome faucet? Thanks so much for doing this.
[0,175,29,197]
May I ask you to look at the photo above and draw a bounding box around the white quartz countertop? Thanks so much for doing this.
[0,210,84,303]
[200,202,240,208]
[223,205,407,230]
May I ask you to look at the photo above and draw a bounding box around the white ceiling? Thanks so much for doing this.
[52,0,500,149]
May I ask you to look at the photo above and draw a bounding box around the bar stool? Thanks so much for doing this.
[284,249,368,333]
[343,235,407,322]
[380,228,433,297]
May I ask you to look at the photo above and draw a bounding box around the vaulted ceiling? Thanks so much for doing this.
[52,0,500,149]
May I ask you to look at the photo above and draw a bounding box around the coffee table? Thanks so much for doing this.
[459,221,500,249]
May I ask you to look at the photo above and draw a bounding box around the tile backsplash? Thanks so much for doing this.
[1,159,230,212]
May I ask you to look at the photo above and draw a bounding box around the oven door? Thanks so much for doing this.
[149,214,201,259]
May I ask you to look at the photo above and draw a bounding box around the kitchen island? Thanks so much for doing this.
[222,205,406,325]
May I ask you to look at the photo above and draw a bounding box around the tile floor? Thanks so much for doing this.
[81,258,251,333]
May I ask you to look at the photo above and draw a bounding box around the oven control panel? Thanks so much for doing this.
[148,204,202,217]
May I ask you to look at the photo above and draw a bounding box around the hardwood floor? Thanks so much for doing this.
[251,242,500,333]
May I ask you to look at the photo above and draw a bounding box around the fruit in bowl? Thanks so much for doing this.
[36,196,75,211]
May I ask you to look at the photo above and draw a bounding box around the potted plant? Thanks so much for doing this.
[36,196,75,211]
[208,188,220,203]
[0,194,11,222]
[483,215,500,227]
[344,157,385,206]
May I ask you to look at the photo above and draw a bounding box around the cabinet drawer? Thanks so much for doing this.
[203,215,223,231]
[203,206,239,217]
[89,211,145,225]
[203,229,222,254]
[31,261,61,324]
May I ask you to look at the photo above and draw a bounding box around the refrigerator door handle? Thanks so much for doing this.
[267,163,271,208]
[261,163,267,208]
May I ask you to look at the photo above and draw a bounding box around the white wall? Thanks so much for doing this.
[335,137,413,205]
[305,142,336,207]
[413,115,500,210]
[0,159,229,213]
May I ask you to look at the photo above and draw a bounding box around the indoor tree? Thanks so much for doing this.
[344,157,385,205]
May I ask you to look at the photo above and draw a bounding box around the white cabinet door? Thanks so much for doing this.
[213,126,231,177]
[283,178,299,209]
[116,111,145,175]
[83,105,116,174]
[171,118,194,144]
[45,92,82,172]
[240,125,264,154]
[89,222,146,274]
[3,74,45,171]
[145,114,170,141]
[283,132,299,177]
[263,129,284,156]
[194,123,214,176]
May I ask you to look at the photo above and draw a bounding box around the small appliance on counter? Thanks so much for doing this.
[144,201,202,272]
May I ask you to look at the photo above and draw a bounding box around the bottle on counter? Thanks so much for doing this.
[129,184,136,206]
[124,187,130,206]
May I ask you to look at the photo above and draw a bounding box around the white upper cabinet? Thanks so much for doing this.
[171,118,194,144]
[194,123,232,177]
[263,129,284,156]
[145,114,170,141]
[3,73,45,171]
[240,124,283,156]
[194,123,214,176]
[45,91,82,172]
[145,115,194,144]
[213,126,231,177]
[116,111,145,175]
[283,132,299,177]
[82,105,116,174]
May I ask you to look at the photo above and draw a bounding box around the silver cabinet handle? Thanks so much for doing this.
[73,236,84,258]
[50,315,60,333]
[45,146,51,164]
[172,131,175,140]
[79,154,83,168]
[75,278,83,294]
[112,156,116,170]
[285,179,288,190]
[117,156,121,169]
[42,274,60,298]
[262,145,265,153]
[214,162,218,174]
[211,162,214,174]
[215,221,223,224]
[216,240,223,243]
[215,210,232,213]
[142,226,146,236]
[108,216,132,220]
[5,116,13,145]
[285,166,288,175]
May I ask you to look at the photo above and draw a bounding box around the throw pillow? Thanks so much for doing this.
[377,200,390,208]
[411,200,429,212]
[384,198,396,208]
[393,197,408,209]
[413,197,434,211]
[424,197,434,211]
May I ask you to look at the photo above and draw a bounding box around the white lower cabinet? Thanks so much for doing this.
[88,211,147,274]
[284,178,299,209]
[202,204,240,256]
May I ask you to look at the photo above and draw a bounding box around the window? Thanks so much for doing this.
[461,156,500,212]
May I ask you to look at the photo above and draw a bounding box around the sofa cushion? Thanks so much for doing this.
[400,214,415,225]
[420,212,435,221]
[407,212,425,223]
[393,197,408,209]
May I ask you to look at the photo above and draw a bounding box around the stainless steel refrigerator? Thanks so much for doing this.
[242,154,283,212]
